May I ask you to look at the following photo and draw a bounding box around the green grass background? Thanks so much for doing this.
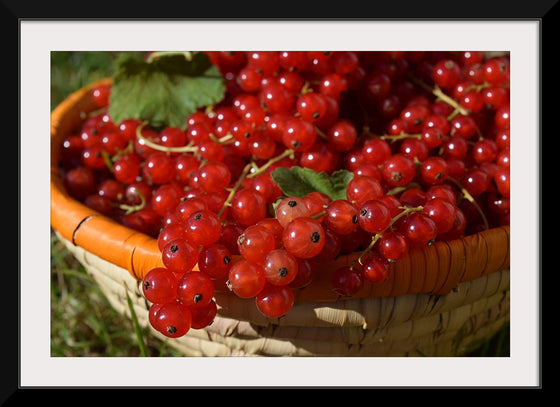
[50,51,509,357]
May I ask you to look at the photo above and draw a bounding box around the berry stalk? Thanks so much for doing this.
[136,121,199,154]
[351,205,424,268]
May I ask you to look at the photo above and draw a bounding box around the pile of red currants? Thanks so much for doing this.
[59,50,510,338]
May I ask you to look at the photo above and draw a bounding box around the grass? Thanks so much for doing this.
[50,51,510,358]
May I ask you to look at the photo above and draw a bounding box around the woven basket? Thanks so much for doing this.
[51,78,510,357]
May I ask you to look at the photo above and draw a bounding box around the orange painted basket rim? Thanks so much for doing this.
[51,78,510,303]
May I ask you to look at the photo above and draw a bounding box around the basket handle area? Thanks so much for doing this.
[51,78,510,302]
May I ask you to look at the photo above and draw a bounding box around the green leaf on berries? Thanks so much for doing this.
[108,52,226,130]
[270,166,354,201]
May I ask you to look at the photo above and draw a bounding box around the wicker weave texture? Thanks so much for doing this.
[57,232,509,357]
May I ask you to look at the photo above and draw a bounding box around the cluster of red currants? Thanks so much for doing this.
[59,50,510,339]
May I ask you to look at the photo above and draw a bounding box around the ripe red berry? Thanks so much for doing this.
[422,197,458,235]
[358,200,392,233]
[346,175,384,207]
[184,210,222,247]
[398,212,438,248]
[228,259,266,298]
[361,253,390,284]
[420,156,448,185]
[177,271,215,309]
[282,217,326,259]
[263,249,299,286]
[377,231,408,260]
[142,267,178,304]
[275,196,311,228]
[237,224,276,265]
[230,188,267,227]
[197,244,232,280]
[331,266,363,296]
[382,154,416,187]
[189,300,218,329]
[324,199,359,236]
[432,59,461,90]
[152,301,192,338]
[161,238,199,273]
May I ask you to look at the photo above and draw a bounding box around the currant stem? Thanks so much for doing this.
[136,121,199,154]
[351,205,423,269]
[117,190,147,215]
[432,86,470,117]
[217,163,252,218]
[386,182,422,196]
[315,126,329,141]
[208,132,234,145]
[447,177,489,230]
[379,133,422,143]
[101,150,114,172]
[407,75,470,117]
[245,148,295,179]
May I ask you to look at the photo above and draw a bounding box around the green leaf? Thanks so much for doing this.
[108,52,225,130]
[270,166,354,201]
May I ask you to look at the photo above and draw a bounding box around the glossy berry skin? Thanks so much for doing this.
[377,231,408,260]
[175,197,208,223]
[398,212,438,248]
[237,224,276,265]
[472,139,498,165]
[324,199,359,236]
[450,115,477,139]
[296,92,328,123]
[331,266,363,297]
[282,118,317,152]
[113,153,141,184]
[346,175,384,207]
[422,198,457,235]
[197,244,232,280]
[151,183,182,218]
[189,300,218,329]
[144,152,176,185]
[81,145,106,170]
[161,238,199,273]
[152,301,192,338]
[303,192,332,222]
[421,127,446,150]
[157,223,186,251]
[142,267,178,304]
[361,138,391,165]
[230,189,267,227]
[282,217,326,259]
[196,161,232,193]
[256,218,284,248]
[228,259,266,298]
[275,196,311,228]
[382,154,416,187]
[494,167,510,198]
[184,210,222,247]
[64,166,97,201]
[432,59,461,90]
[438,207,467,241]
[461,168,490,197]
[361,253,390,284]
[92,84,111,107]
[177,271,215,309]
[420,156,448,185]
[263,249,299,286]
[442,136,468,160]
[358,200,392,233]
[255,284,295,318]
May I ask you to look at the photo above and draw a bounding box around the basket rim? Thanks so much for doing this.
[50,78,510,303]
